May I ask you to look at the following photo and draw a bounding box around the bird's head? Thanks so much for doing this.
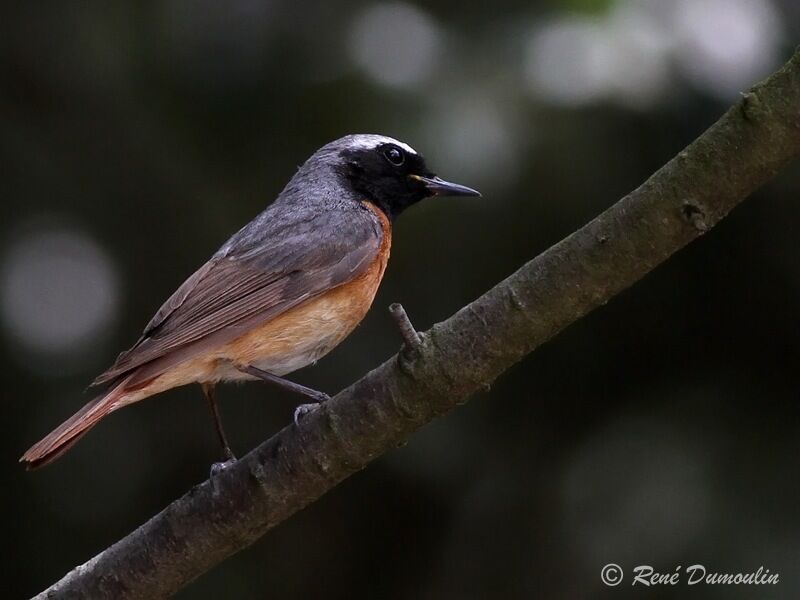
[314,134,481,220]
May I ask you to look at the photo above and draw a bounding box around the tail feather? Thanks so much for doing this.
[20,387,124,470]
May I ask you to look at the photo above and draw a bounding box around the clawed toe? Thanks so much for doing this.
[293,391,331,425]
[311,391,331,404]
[210,458,236,477]
[293,402,321,425]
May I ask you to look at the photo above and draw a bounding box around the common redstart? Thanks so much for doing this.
[21,134,480,469]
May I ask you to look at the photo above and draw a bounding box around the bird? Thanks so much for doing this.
[20,134,480,470]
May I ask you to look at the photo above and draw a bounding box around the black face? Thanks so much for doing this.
[340,143,480,220]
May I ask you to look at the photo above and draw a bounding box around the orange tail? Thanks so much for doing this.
[20,386,125,470]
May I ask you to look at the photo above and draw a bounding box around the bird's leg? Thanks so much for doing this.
[236,364,331,425]
[202,382,236,474]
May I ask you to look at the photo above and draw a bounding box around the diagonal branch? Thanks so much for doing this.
[35,51,800,599]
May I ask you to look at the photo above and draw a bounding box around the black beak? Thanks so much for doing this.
[410,174,481,198]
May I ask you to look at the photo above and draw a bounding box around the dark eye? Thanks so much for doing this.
[383,146,405,166]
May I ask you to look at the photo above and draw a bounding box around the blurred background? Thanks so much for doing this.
[2,0,799,598]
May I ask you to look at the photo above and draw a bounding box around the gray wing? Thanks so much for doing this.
[93,206,382,387]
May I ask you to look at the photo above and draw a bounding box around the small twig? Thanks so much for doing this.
[389,303,422,352]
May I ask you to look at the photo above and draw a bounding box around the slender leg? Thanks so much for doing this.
[202,382,235,463]
[236,364,331,425]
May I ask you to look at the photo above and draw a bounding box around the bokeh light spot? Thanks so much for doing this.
[0,223,119,361]
[672,0,783,99]
[347,2,442,89]
[525,16,613,106]
[524,3,672,109]
[425,94,522,190]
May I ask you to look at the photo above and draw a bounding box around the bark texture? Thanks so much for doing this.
[35,50,800,599]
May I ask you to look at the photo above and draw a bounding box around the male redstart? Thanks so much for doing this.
[21,134,480,469]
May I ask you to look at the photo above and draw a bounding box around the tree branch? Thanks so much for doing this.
[35,51,800,599]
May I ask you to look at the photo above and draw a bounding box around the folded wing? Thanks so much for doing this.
[92,207,382,387]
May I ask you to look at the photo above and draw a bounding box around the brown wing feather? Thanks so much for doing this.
[92,206,383,387]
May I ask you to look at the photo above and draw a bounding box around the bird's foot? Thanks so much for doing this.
[210,457,237,477]
[293,392,331,426]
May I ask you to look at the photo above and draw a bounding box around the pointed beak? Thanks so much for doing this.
[410,174,481,198]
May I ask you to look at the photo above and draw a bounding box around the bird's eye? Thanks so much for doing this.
[383,146,405,166]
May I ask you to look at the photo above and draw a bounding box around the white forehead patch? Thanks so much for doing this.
[343,134,417,155]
